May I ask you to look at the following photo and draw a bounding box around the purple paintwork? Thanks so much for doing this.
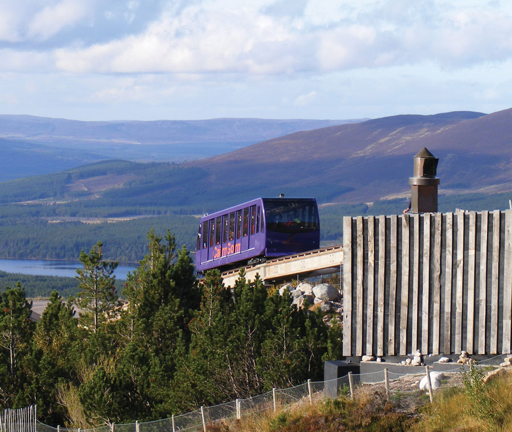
[195,197,320,272]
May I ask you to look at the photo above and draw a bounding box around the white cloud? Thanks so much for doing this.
[27,0,90,40]
[295,90,317,106]
[45,0,512,77]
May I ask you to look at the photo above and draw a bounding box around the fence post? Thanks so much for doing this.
[273,388,277,412]
[425,366,433,403]
[112,422,116,432]
[135,420,139,432]
[307,379,312,404]
[384,368,390,401]
[235,399,241,420]
[172,415,175,432]
[201,406,206,432]
[348,372,354,400]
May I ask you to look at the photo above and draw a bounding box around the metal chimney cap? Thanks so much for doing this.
[414,147,436,159]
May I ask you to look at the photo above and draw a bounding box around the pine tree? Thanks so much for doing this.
[31,290,81,425]
[74,242,119,333]
[0,283,35,408]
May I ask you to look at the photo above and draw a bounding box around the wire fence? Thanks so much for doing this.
[10,354,508,432]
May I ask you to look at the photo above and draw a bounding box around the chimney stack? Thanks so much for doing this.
[409,148,439,213]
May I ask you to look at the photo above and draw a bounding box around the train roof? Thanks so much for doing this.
[200,197,317,220]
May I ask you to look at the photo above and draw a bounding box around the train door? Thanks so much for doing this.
[197,221,208,264]
[213,216,222,260]
[248,205,258,250]
[236,210,242,254]
[240,207,250,252]
[221,214,229,257]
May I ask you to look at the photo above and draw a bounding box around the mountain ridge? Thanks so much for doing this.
[1,108,511,209]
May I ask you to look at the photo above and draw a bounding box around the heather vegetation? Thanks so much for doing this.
[204,366,512,432]
[0,231,340,427]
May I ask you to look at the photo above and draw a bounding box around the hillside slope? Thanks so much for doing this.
[190,109,512,203]
[3,109,512,210]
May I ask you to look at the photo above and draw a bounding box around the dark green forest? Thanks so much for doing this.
[0,233,341,428]
[0,188,510,263]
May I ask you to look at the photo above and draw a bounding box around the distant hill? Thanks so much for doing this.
[3,109,512,211]
[0,137,105,182]
[0,115,360,182]
[190,110,509,204]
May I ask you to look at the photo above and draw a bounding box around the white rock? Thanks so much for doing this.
[313,284,341,301]
[297,282,313,295]
[313,297,323,305]
[419,372,444,391]
[457,351,471,364]
[405,358,412,366]
[437,357,451,363]
[292,295,305,309]
[320,302,333,313]
[361,355,375,362]
[279,284,293,296]
[290,289,303,298]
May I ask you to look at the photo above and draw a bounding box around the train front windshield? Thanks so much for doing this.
[263,199,319,233]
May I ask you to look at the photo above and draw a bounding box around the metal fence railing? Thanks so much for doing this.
[16,354,508,432]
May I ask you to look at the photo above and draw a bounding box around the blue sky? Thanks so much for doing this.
[1,0,511,121]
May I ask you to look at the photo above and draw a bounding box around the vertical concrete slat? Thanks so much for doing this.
[502,210,512,353]
[366,216,375,355]
[455,211,465,354]
[400,214,410,355]
[343,217,353,356]
[444,213,454,354]
[467,211,477,354]
[411,214,420,354]
[491,210,500,354]
[356,216,364,357]
[422,214,431,355]
[432,213,442,355]
[377,215,386,356]
[388,215,398,355]
[478,211,489,355]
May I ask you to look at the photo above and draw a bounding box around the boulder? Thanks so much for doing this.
[457,351,471,365]
[290,289,303,298]
[313,284,341,301]
[279,284,293,296]
[292,295,306,309]
[297,282,314,295]
[411,350,423,366]
[419,372,444,390]
[437,357,451,363]
[320,302,334,313]
[484,368,507,384]
[362,355,375,362]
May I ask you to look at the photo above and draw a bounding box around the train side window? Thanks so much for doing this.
[210,219,215,247]
[196,223,202,250]
[260,207,265,231]
[250,205,256,235]
[215,217,221,244]
[243,208,249,237]
[223,216,229,243]
[203,221,208,249]
[229,212,235,240]
[236,210,242,239]
[256,206,261,233]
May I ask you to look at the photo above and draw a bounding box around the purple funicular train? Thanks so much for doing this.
[195,197,320,273]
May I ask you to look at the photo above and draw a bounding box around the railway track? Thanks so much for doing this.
[220,244,344,287]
